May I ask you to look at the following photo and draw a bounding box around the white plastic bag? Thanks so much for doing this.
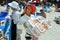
[26,16,51,37]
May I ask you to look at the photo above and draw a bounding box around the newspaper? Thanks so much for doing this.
[27,16,51,37]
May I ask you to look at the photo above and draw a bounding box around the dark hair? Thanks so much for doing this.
[21,13,25,16]
[40,9,43,12]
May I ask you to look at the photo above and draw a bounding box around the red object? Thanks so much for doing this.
[43,0,47,2]
[31,34,38,40]
[36,0,40,3]
[31,0,34,2]
[24,4,36,14]
[31,0,40,3]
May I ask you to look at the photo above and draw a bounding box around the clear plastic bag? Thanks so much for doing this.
[26,16,51,37]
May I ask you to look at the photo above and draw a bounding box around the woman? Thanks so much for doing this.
[19,4,38,40]
[40,9,46,18]
[55,0,60,12]
[36,9,46,18]
[7,1,20,40]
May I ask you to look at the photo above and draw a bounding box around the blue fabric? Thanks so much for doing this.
[9,21,12,40]
[36,13,42,16]
[4,19,9,35]
[19,5,23,10]
[0,26,5,31]
[0,12,12,40]
[7,0,11,3]
[0,20,12,40]
[0,12,8,18]
[6,5,10,11]
[0,18,5,21]
[4,20,12,40]
[0,12,8,21]
[0,12,8,32]
[58,0,60,8]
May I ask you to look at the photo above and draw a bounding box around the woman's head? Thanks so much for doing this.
[8,1,20,10]
[25,6,31,16]
[40,9,44,13]
[24,4,36,16]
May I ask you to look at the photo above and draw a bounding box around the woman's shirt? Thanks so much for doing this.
[7,9,20,24]
[11,10,20,24]
[19,14,35,34]
[19,14,30,25]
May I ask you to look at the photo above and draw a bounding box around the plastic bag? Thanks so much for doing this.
[26,16,51,37]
